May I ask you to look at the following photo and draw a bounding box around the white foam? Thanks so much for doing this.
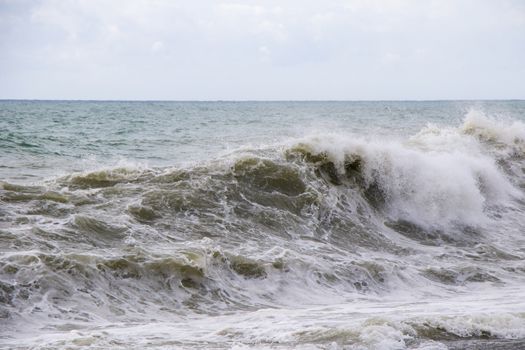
[9,286,525,349]
[292,113,522,228]
[461,108,525,151]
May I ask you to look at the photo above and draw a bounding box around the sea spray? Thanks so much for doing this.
[1,101,525,349]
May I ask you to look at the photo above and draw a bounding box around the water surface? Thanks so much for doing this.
[1,100,525,349]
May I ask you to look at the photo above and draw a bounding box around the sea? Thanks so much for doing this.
[1,100,525,349]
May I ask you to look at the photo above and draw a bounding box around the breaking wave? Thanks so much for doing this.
[2,111,525,349]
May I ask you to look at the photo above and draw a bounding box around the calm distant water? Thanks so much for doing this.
[2,100,525,349]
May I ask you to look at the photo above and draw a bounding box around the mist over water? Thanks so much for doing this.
[1,100,525,349]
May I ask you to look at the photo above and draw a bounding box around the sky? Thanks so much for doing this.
[0,0,524,100]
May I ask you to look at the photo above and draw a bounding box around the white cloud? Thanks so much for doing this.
[258,45,271,62]
[0,0,524,99]
[151,41,164,53]
[381,52,401,64]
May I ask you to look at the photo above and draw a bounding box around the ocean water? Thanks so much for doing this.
[1,100,525,349]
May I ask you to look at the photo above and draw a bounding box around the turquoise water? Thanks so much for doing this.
[2,100,524,182]
[1,100,525,349]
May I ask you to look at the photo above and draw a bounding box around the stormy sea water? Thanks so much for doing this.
[1,100,525,350]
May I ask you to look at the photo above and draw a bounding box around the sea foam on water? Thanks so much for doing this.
[1,101,525,349]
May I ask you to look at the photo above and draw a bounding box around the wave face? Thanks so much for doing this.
[1,101,525,349]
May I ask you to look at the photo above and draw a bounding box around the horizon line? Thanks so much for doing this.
[1,98,524,103]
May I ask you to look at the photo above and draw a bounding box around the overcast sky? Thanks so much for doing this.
[1,0,524,100]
